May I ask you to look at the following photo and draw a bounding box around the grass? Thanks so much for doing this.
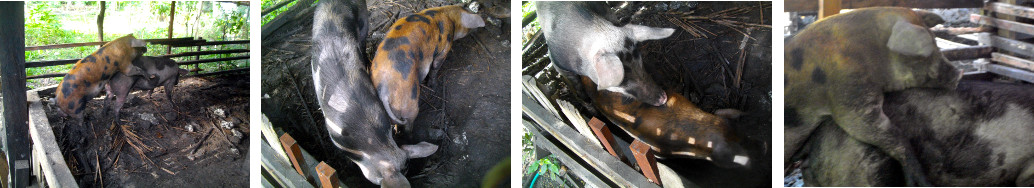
[23,1,250,89]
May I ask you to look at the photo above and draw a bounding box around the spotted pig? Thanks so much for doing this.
[799,81,1034,186]
[312,0,437,187]
[370,5,485,125]
[104,56,188,120]
[54,34,148,119]
[580,76,753,168]
[537,1,674,106]
[784,7,962,186]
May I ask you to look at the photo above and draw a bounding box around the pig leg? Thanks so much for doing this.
[103,83,115,114]
[163,79,177,111]
[423,43,453,86]
[783,106,826,163]
[828,90,931,186]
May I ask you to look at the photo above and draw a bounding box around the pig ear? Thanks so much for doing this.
[590,53,624,89]
[913,10,945,28]
[887,20,936,57]
[402,142,438,159]
[130,39,147,48]
[624,24,674,42]
[459,12,485,29]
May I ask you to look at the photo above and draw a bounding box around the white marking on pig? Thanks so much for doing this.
[613,110,635,123]
[975,104,1034,165]
[733,155,749,166]
[687,137,696,144]
[708,141,713,148]
[325,118,343,134]
[328,91,351,112]
[655,128,661,136]
[355,154,384,185]
[705,157,712,161]
[672,151,696,157]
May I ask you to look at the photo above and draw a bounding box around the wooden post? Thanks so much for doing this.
[97,2,105,43]
[587,118,619,158]
[168,1,175,54]
[0,2,31,187]
[279,133,307,178]
[818,0,841,19]
[630,140,660,186]
[315,162,339,188]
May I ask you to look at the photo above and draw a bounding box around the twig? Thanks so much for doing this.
[188,128,216,155]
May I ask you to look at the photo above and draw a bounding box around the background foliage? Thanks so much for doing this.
[24,1,250,89]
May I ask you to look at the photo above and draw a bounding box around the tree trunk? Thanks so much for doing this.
[168,1,176,54]
[97,1,105,45]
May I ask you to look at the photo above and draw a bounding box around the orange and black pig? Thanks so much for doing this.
[370,5,485,125]
[54,34,147,119]
[580,76,753,168]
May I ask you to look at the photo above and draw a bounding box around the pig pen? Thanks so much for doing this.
[522,1,771,188]
[261,0,511,187]
[36,75,250,187]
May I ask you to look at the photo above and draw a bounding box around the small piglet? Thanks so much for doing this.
[312,0,437,187]
[104,56,187,120]
[537,1,674,106]
[370,5,485,125]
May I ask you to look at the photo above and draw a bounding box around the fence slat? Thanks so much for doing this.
[177,55,249,66]
[159,49,249,58]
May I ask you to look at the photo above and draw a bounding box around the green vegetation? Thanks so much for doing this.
[24,1,250,89]
[260,0,300,25]
[521,2,539,44]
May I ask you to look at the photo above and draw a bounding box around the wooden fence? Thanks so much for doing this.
[24,37,249,80]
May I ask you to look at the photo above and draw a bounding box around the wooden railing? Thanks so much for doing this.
[24,37,249,80]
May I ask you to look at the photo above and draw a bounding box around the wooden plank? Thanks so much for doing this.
[262,0,296,15]
[522,93,659,188]
[987,2,1034,19]
[992,52,1034,72]
[785,0,983,12]
[25,59,78,68]
[280,134,308,178]
[26,92,79,188]
[261,0,315,38]
[588,118,620,158]
[630,140,660,186]
[0,3,31,187]
[988,64,1034,83]
[26,73,66,80]
[970,14,1034,36]
[941,45,993,61]
[177,55,250,65]
[982,33,1034,57]
[261,141,316,188]
[24,37,195,51]
[555,100,600,147]
[818,0,841,18]
[315,162,339,188]
[523,120,609,188]
[167,40,249,47]
[186,68,249,78]
[159,49,249,58]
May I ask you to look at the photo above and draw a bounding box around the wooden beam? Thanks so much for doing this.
[159,49,249,58]
[992,52,1034,72]
[25,37,195,51]
[987,2,1034,19]
[97,2,105,44]
[26,92,79,188]
[25,73,65,80]
[981,33,1034,57]
[260,140,315,188]
[279,134,308,178]
[176,55,249,66]
[166,40,249,47]
[315,162,339,188]
[941,45,993,61]
[185,68,249,78]
[522,93,660,188]
[168,1,176,54]
[785,0,984,12]
[25,59,79,68]
[630,140,661,186]
[988,63,1034,83]
[523,120,608,188]
[0,3,31,187]
[971,14,1034,37]
[818,0,842,18]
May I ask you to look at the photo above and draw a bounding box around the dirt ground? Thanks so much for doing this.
[41,75,250,187]
[261,0,510,187]
[524,2,772,188]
